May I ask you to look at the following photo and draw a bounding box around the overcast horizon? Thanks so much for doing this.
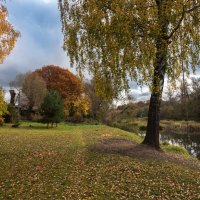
[0,0,74,88]
[0,0,151,102]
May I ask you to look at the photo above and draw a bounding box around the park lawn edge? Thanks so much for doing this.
[1,121,196,161]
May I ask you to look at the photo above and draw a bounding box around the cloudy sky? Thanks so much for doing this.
[0,0,73,88]
[0,0,151,101]
[1,0,198,102]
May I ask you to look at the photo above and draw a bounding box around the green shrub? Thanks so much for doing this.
[67,114,84,123]
[162,141,170,146]
[139,125,147,131]
[162,144,189,157]
[30,114,43,122]
[4,104,21,127]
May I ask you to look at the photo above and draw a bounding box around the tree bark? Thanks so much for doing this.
[142,0,169,149]
[142,45,167,149]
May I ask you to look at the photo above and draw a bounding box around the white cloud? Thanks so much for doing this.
[0,0,74,87]
[42,0,53,4]
[13,0,55,4]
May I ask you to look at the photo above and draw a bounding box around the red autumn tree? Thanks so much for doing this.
[35,65,83,101]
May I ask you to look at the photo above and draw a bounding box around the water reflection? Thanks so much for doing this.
[138,131,200,159]
[160,131,200,159]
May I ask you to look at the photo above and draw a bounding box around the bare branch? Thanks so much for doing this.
[166,7,185,40]
[185,4,200,13]
[167,4,200,40]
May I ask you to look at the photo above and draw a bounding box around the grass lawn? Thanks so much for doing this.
[0,122,199,199]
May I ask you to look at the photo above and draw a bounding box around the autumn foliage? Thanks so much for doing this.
[0,3,19,63]
[0,88,7,125]
[64,96,90,117]
[35,65,86,119]
[36,65,83,101]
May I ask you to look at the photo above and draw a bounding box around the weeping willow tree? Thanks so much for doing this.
[59,0,200,149]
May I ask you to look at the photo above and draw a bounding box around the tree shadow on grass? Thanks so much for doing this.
[89,138,200,171]
[18,124,48,130]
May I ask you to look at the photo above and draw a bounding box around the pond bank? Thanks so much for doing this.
[111,119,200,159]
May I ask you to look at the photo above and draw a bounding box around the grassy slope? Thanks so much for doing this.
[0,123,199,200]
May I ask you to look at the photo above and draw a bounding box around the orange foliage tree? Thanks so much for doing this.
[36,65,83,101]
[36,65,84,118]
[0,2,19,63]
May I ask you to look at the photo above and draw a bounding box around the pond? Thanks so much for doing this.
[160,131,200,159]
[139,131,200,159]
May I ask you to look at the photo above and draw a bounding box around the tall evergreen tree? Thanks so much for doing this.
[41,91,64,128]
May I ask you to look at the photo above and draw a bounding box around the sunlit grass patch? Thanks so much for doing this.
[161,142,190,157]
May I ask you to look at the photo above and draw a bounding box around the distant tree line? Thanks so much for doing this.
[106,78,200,124]
[2,65,111,127]
[2,64,200,128]
[161,78,200,121]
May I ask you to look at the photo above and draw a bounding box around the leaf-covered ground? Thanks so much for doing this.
[0,123,199,199]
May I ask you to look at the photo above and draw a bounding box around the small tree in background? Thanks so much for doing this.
[9,73,26,90]
[64,96,90,122]
[0,88,7,125]
[22,72,47,112]
[4,104,20,126]
[187,78,200,120]
[84,80,111,120]
[41,91,64,128]
[10,72,48,121]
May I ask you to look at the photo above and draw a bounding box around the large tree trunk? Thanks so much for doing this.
[143,96,162,149]
[143,40,168,148]
[142,0,169,149]
[142,52,166,149]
